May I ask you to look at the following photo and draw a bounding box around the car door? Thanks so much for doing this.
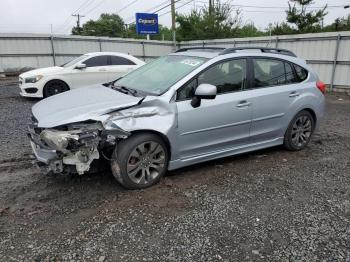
[175,58,253,160]
[70,55,110,88]
[108,55,137,82]
[248,57,302,143]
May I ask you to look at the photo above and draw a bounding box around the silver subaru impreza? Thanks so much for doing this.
[28,47,326,189]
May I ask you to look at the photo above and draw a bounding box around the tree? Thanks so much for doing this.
[270,22,296,35]
[72,13,125,37]
[323,15,350,32]
[236,23,266,38]
[125,24,173,41]
[287,0,327,33]
[176,2,241,41]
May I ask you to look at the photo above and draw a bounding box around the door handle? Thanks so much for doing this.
[289,91,300,97]
[99,68,107,72]
[236,101,251,108]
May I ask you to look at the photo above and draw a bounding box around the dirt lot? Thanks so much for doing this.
[0,83,349,261]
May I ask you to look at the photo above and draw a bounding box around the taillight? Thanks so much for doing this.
[316,80,326,94]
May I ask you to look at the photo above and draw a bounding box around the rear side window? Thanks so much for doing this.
[285,62,297,84]
[294,64,308,82]
[252,58,306,88]
[84,56,109,67]
[253,59,287,87]
[110,56,136,65]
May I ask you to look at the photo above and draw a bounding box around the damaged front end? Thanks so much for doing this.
[28,120,129,175]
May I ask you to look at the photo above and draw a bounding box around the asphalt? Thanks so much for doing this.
[0,83,349,261]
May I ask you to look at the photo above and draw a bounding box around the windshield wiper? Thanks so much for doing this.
[112,85,138,96]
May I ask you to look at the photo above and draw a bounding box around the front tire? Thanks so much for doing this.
[111,133,169,190]
[284,110,315,151]
[43,80,69,97]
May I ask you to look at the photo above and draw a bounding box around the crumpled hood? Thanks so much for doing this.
[32,85,143,128]
[20,66,64,78]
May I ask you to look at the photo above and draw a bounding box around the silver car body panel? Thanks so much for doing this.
[30,50,325,174]
[32,85,143,128]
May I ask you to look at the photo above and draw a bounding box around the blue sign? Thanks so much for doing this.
[136,13,159,35]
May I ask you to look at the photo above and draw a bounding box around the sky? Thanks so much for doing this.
[0,0,349,35]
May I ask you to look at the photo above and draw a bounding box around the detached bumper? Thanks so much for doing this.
[27,125,63,173]
[29,140,57,164]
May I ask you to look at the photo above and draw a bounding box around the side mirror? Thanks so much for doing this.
[75,64,87,70]
[191,84,217,108]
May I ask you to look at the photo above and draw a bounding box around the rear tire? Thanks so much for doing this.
[284,110,315,151]
[43,80,69,98]
[110,133,169,190]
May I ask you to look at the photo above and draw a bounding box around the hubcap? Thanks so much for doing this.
[291,115,312,147]
[127,141,166,185]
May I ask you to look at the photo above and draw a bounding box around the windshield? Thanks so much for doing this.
[114,55,208,95]
[61,55,89,68]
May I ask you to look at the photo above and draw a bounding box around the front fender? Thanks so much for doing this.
[103,98,178,157]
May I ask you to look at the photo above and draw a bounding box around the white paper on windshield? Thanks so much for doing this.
[180,59,201,67]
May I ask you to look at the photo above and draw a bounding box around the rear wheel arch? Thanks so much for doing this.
[284,109,315,151]
[303,108,317,126]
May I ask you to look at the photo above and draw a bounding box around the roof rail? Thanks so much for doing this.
[175,47,226,53]
[219,47,296,57]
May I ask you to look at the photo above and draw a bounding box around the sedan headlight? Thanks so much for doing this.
[25,75,43,83]
[40,130,79,152]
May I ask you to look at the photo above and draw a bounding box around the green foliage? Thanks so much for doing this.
[124,24,173,41]
[236,23,267,38]
[287,0,327,33]
[176,2,241,41]
[72,13,125,37]
[323,15,350,32]
[270,22,296,35]
[70,3,348,42]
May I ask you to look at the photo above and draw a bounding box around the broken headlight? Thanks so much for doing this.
[40,130,79,152]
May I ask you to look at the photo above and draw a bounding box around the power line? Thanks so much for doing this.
[144,0,170,13]
[196,1,345,10]
[73,0,97,14]
[116,0,140,14]
[153,0,183,14]
[158,0,195,18]
[123,0,170,25]
[126,0,184,25]
[84,0,107,15]
[56,0,97,33]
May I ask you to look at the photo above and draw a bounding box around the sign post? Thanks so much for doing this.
[136,13,159,38]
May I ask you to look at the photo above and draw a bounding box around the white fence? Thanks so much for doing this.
[0,33,174,71]
[1,31,350,89]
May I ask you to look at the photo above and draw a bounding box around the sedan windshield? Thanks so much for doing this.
[61,55,89,68]
[114,55,208,95]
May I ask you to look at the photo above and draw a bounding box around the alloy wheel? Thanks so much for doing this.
[291,115,312,147]
[126,141,166,185]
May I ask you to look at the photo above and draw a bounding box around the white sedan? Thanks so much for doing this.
[19,52,145,98]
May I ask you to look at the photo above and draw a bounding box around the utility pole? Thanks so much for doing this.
[209,0,213,15]
[72,14,85,34]
[171,0,176,49]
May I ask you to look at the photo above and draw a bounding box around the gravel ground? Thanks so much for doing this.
[0,84,349,261]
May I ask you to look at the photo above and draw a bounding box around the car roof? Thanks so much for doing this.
[84,52,144,64]
[85,52,134,57]
[170,47,306,66]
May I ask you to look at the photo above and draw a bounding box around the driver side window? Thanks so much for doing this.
[176,59,247,101]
